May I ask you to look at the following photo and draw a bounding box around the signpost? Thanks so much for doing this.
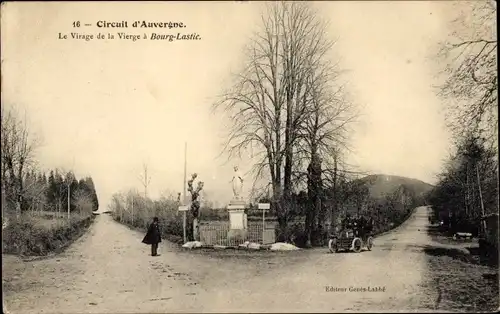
[178,202,189,244]
[258,203,270,244]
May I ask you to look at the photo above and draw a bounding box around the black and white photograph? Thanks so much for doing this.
[1,1,498,313]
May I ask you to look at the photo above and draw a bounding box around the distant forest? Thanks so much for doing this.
[5,169,99,215]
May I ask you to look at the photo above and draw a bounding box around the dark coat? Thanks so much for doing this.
[342,218,352,230]
[142,222,162,245]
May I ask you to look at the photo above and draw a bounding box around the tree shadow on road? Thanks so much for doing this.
[423,246,479,265]
[423,244,498,269]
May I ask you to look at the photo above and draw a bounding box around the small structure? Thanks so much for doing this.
[197,172,277,246]
[478,212,499,266]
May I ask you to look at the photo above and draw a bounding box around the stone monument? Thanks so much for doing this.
[227,166,248,242]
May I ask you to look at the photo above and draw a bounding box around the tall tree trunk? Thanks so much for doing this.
[304,202,313,248]
[466,163,470,217]
[274,182,286,232]
[17,163,25,215]
[305,161,315,248]
[307,149,322,245]
[274,106,285,231]
[283,109,293,229]
[186,210,194,241]
[476,164,487,236]
[193,218,199,241]
[330,155,338,236]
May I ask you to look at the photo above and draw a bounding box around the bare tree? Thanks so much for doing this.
[125,189,140,225]
[187,173,204,241]
[1,106,42,218]
[292,59,361,244]
[138,162,152,198]
[213,1,336,230]
[437,1,497,144]
[23,171,48,213]
[72,189,94,216]
[159,189,178,202]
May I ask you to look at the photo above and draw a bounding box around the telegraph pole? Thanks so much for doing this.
[182,142,188,243]
[67,181,71,220]
[67,158,75,220]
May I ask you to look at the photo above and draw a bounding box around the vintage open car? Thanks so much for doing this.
[328,219,374,253]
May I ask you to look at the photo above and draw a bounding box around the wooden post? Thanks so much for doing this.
[67,183,71,221]
[183,142,187,243]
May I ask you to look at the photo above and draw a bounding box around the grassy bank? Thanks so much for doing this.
[2,213,96,256]
[423,245,499,312]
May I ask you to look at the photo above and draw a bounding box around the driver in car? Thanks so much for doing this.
[342,214,353,230]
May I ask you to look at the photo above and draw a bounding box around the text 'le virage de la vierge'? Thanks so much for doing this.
[59,20,202,42]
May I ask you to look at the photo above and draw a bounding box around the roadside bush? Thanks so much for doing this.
[365,195,415,236]
[2,214,95,256]
[199,207,228,221]
[276,222,307,247]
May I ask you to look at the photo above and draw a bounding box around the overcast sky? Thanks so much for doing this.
[2,1,462,211]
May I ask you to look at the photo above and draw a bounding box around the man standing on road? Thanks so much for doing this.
[142,217,162,256]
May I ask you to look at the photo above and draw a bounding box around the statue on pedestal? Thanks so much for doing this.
[228,166,247,241]
[231,166,244,200]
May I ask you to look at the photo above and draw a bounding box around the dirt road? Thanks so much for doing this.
[3,206,447,313]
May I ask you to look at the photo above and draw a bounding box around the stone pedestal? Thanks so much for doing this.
[227,199,248,242]
[228,209,245,229]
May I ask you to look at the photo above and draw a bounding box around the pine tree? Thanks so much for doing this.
[84,177,99,211]
[54,170,65,213]
[47,170,56,209]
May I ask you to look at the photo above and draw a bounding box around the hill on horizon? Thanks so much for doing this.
[356,174,434,200]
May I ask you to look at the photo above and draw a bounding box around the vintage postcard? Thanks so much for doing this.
[1,1,498,313]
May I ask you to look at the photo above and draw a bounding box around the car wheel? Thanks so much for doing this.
[366,236,374,251]
[328,238,337,253]
[352,238,362,253]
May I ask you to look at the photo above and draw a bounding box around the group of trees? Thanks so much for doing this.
[5,165,99,218]
[1,106,99,219]
[1,106,41,218]
[112,2,493,247]
[110,189,184,240]
[428,1,498,237]
[437,1,497,145]
[427,134,497,235]
[110,170,205,242]
[250,177,422,247]
[213,2,360,246]
[43,170,99,215]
